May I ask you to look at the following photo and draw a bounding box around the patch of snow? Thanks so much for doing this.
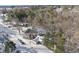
[56,8,63,13]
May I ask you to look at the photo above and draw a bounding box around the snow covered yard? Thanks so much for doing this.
[0,13,53,53]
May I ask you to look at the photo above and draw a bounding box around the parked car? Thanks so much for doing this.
[33,35,44,44]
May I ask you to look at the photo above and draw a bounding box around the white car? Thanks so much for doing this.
[33,35,44,44]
